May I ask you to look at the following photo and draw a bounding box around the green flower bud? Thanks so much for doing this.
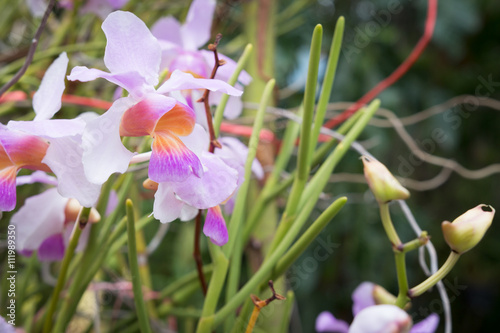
[361,156,410,203]
[442,204,495,254]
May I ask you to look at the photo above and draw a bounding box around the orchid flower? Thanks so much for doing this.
[151,0,251,122]
[5,52,102,211]
[316,282,439,333]
[27,0,129,19]
[151,125,239,246]
[67,11,242,186]
[11,172,102,261]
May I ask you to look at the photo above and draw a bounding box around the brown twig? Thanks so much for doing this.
[197,33,225,152]
[245,281,286,333]
[193,210,208,295]
[0,0,57,97]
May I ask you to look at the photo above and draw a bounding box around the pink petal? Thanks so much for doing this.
[169,51,209,78]
[172,152,238,209]
[33,52,68,120]
[180,0,216,50]
[81,97,136,184]
[0,167,17,211]
[352,282,376,316]
[120,94,177,136]
[0,124,49,169]
[410,313,439,333]
[157,70,243,96]
[102,11,161,87]
[149,132,203,182]
[152,16,183,47]
[315,311,349,333]
[203,205,228,246]
[10,188,67,251]
[38,233,66,261]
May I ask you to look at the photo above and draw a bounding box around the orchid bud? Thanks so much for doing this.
[361,156,410,203]
[349,304,412,333]
[442,204,495,254]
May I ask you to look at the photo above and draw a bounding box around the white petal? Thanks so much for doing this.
[153,183,184,223]
[33,52,68,120]
[10,188,67,251]
[81,97,136,184]
[43,135,102,207]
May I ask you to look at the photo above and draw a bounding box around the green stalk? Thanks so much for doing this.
[196,243,229,333]
[224,78,276,257]
[267,24,323,256]
[242,109,364,241]
[297,100,380,214]
[401,233,429,253]
[310,17,345,157]
[271,197,347,280]
[43,207,90,333]
[279,291,296,333]
[208,197,347,330]
[409,252,461,297]
[394,251,410,308]
[125,199,152,333]
[379,203,402,246]
[213,43,253,137]
[222,78,275,329]
[159,265,213,299]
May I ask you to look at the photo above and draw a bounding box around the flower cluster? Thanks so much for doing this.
[2,6,261,256]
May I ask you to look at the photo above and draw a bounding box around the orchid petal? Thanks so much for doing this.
[315,311,350,333]
[152,16,183,47]
[169,51,209,78]
[120,94,176,136]
[180,124,209,157]
[180,204,198,221]
[38,234,66,261]
[203,205,228,246]
[0,315,16,333]
[81,97,135,184]
[410,314,439,333]
[10,188,67,251]
[352,282,376,316]
[149,132,203,182]
[180,0,216,50]
[67,66,152,99]
[16,170,58,186]
[0,124,49,170]
[108,0,129,8]
[172,152,238,209]
[102,11,161,87]
[349,305,412,333]
[153,183,184,223]
[33,52,68,120]
[8,119,86,138]
[43,135,102,207]
[0,167,17,211]
[157,70,242,96]
[80,0,114,19]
